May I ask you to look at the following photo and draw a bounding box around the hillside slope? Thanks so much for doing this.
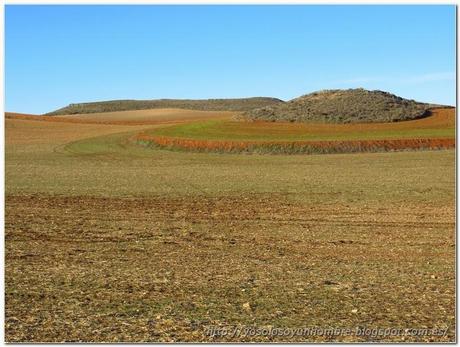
[7,109,233,126]
[241,88,447,123]
[46,97,283,115]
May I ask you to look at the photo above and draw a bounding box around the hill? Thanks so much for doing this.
[240,88,447,123]
[46,97,284,116]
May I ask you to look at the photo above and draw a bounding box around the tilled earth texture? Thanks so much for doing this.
[5,109,455,342]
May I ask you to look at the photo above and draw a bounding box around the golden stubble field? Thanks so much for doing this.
[5,108,233,125]
[4,109,456,342]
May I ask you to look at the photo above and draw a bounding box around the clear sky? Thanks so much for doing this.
[5,5,456,114]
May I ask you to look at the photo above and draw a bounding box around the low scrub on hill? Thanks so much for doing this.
[46,97,284,115]
[240,88,447,123]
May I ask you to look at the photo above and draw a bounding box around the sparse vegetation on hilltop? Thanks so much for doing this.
[46,97,284,115]
[240,88,447,123]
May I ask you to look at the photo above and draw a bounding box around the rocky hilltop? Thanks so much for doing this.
[241,88,444,123]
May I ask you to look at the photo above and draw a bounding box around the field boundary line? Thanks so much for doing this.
[132,133,455,155]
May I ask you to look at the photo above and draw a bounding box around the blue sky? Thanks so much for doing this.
[5,5,456,114]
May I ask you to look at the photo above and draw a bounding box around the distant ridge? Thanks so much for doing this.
[240,88,449,123]
[46,97,284,115]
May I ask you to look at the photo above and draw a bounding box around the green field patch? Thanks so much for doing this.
[148,119,455,142]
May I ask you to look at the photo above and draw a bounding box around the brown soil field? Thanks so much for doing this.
[5,106,455,342]
[5,194,455,342]
[5,118,151,146]
[5,112,39,118]
[6,108,233,126]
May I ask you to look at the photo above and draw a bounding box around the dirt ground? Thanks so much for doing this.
[4,110,456,342]
[5,194,454,342]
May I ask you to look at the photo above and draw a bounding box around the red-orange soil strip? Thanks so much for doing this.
[134,133,455,154]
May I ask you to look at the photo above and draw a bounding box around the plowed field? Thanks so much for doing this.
[5,108,455,342]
